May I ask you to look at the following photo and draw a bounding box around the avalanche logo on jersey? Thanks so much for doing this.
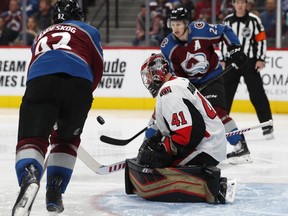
[180,52,208,77]
[160,86,172,97]
[194,21,205,29]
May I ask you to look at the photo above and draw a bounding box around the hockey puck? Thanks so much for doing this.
[97,116,105,125]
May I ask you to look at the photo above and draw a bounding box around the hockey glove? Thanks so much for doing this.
[137,131,172,167]
[228,44,248,68]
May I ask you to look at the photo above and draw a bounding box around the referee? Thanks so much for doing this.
[219,0,274,139]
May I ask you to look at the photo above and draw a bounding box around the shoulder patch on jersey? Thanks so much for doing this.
[160,37,169,48]
[160,86,172,97]
[194,22,205,29]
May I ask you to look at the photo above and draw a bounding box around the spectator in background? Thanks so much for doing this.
[132,4,147,46]
[1,0,22,33]
[14,16,38,46]
[260,0,286,46]
[0,16,18,45]
[132,4,164,46]
[34,0,52,31]
[283,0,288,46]
[155,0,174,37]
[218,0,234,21]
[0,0,9,14]
[194,0,221,23]
[247,0,259,16]
[20,0,38,17]
[180,0,195,22]
[165,0,181,8]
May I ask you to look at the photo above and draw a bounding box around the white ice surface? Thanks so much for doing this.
[0,109,287,216]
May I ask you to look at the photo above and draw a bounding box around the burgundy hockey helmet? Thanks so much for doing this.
[51,0,84,24]
[140,53,170,98]
[167,7,190,28]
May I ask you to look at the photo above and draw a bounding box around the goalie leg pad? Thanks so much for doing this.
[125,159,226,203]
[203,166,226,204]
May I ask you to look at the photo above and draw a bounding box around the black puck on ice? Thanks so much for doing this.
[96,116,105,125]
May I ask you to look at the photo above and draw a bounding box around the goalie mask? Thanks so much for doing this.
[140,53,170,98]
[51,0,84,24]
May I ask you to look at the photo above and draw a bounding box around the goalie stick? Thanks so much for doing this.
[100,120,273,146]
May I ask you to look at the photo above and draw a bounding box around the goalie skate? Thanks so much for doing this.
[225,179,238,203]
[12,165,40,216]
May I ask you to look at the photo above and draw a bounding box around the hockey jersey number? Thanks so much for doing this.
[35,32,72,56]
[171,111,188,127]
[197,92,217,119]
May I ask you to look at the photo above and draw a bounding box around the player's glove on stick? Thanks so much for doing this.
[228,44,248,68]
[137,130,172,167]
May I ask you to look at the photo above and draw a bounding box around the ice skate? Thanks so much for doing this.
[12,164,40,216]
[46,176,64,213]
[263,126,274,140]
[227,140,253,164]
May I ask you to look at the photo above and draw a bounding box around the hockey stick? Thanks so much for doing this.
[225,119,273,137]
[77,145,126,175]
[100,64,239,146]
[100,126,148,146]
[81,120,273,175]
[101,119,273,146]
[198,63,238,92]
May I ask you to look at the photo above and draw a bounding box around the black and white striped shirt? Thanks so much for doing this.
[219,12,267,61]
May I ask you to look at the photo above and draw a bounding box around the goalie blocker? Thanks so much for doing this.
[125,158,228,204]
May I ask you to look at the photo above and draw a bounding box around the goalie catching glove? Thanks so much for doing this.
[137,130,173,167]
[228,44,248,68]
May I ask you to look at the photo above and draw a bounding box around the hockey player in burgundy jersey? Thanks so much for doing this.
[125,53,231,204]
[160,7,251,165]
[12,0,103,215]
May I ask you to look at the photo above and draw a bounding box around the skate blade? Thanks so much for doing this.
[48,212,59,216]
[12,183,39,216]
[225,179,238,203]
[264,133,275,140]
[227,154,253,165]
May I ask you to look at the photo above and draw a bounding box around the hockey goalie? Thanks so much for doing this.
[125,53,237,204]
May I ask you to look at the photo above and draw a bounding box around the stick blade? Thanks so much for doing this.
[100,135,129,146]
